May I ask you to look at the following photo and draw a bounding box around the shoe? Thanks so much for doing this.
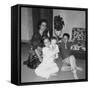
[23,60,28,65]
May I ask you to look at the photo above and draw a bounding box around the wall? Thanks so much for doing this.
[21,7,33,42]
[21,8,86,41]
[53,9,85,39]
[21,8,53,41]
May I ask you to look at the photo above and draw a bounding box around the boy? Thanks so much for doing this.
[50,37,59,59]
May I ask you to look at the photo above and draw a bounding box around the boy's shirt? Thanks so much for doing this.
[50,44,59,59]
[50,44,59,54]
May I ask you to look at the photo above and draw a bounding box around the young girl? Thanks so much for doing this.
[35,37,59,79]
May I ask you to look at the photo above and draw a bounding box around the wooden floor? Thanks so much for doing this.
[21,43,86,83]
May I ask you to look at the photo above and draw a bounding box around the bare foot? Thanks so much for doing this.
[45,75,50,79]
[61,66,71,71]
[76,67,83,71]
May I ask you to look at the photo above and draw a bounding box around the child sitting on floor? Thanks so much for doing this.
[35,37,59,79]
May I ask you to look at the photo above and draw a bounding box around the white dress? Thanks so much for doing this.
[35,45,59,79]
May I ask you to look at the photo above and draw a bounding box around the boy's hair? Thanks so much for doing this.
[51,37,57,41]
[63,33,70,39]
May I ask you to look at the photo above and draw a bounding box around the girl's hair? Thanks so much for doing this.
[37,19,48,29]
[43,36,50,42]
[43,37,50,47]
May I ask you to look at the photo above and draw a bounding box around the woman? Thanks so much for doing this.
[24,19,50,69]
[59,33,82,79]
[32,20,48,48]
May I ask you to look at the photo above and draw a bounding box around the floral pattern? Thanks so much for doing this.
[72,28,86,46]
[54,15,64,31]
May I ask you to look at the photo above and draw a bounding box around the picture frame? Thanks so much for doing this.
[11,4,88,85]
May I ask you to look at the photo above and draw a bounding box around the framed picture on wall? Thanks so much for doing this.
[11,4,88,85]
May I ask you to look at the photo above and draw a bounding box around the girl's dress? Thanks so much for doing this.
[35,45,59,79]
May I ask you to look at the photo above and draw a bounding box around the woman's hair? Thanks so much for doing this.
[37,19,48,29]
[63,33,70,39]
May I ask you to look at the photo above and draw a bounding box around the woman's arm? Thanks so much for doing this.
[31,32,41,49]
[35,48,43,62]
